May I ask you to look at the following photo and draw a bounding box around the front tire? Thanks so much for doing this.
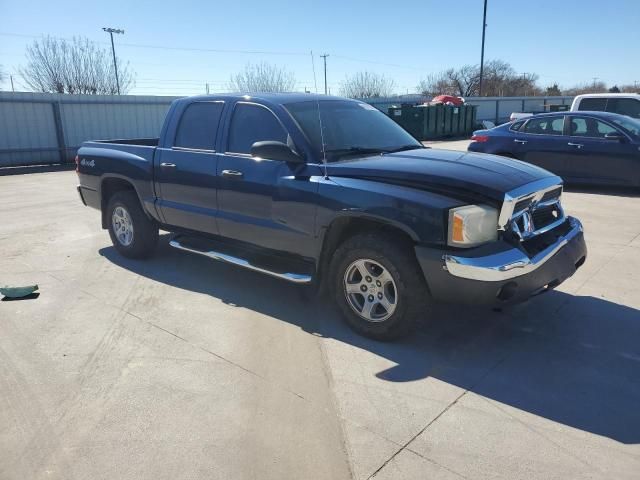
[107,191,158,259]
[329,233,429,341]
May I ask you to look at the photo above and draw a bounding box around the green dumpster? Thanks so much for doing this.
[389,104,477,140]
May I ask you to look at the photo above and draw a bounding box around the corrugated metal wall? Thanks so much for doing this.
[0,92,575,167]
[0,92,179,167]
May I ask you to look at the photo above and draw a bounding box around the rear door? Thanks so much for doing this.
[155,101,225,234]
[216,102,319,257]
[512,115,569,176]
[564,115,639,185]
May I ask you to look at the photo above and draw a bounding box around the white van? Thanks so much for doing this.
[571,93,640,119]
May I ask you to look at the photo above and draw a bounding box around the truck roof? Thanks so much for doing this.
[178,92,352,106]
[573,93,640,99]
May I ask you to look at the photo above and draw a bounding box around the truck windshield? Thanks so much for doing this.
[285,100,422,162]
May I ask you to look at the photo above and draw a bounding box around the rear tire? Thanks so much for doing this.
[329,233,429,341]
[106,191,158,259]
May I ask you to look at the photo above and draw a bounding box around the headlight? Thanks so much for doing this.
[448,205,498,248]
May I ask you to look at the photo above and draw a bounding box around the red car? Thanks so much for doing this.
[432,95,465,106]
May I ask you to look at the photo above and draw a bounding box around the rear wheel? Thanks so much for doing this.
[107,191,158,258]
[329,233,429,340]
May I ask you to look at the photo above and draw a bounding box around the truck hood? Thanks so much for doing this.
[324,148,557,201]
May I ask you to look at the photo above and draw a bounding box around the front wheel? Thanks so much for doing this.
[330,233,429,341]
[107,191,158,258]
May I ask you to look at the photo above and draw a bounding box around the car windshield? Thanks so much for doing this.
[611,116,640,137]
[285,100,422,161]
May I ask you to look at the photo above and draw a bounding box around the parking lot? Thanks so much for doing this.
[1,145,639,479]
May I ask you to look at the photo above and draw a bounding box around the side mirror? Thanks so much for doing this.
[604,132,625,142]
[250,141,304,163]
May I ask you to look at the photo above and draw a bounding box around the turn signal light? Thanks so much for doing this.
[471,135,489,143]
[451,214,465,242]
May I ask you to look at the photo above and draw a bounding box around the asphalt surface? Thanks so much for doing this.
[1,156,639,479]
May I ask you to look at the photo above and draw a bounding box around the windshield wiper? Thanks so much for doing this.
[384,144,424,153]
[325,146,390,158]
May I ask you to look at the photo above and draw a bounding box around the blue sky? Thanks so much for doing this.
[1,0,639,96]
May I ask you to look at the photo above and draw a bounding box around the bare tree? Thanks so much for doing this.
[417,60,541,97]
[620,83,640,94]
[228,62,296,93]
[20,36,134,94]
[0,65,5,84]
[339,71,395,98]
[563,81,608,96]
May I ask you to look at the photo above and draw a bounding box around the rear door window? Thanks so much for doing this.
[174,102,225,150]
[227,103,288,154]
[522,117,564,135]
[577,98,607,112]
[606,98,640,119]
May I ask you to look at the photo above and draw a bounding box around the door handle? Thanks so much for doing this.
[514,139,528,144]
[160,162,176,168]
[221,169,244,178]
[567,142,584,149]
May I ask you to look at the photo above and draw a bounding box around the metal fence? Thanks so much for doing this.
[0,92,178,167]
[0,91,575,168]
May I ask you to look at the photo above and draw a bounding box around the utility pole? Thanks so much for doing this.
[320,54,329,95]
[102,27,125,94]
[592,77,599,90]
[10,75,15,92]
[206,83,210,94]
[478,0,488,97]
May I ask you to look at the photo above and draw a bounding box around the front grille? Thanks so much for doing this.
[506,187,565,242]
[513,196,533,214]
[499,179,565,243]
[531,203,561,229]
[540,186,562,203]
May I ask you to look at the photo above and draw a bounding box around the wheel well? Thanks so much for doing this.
[100,178,137,229]
[317,217,416,287]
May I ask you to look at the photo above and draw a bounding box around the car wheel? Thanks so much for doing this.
[107,191,158,259]
[330,233,429,340]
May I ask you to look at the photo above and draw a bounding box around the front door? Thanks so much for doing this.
[217,102,319,258]
[564,115,639,186]
[513,115,569,177]
[155,101,225,234]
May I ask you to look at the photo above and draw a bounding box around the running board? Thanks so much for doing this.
[169,236,313,284]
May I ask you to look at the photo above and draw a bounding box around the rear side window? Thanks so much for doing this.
[578,98,607,112]
[227,104,288,154]
[510,121,525,131]
[606,98,640,119]
[174,102,224,150]
[522,117,564,135]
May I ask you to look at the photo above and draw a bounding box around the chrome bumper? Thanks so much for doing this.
[444,217,583,282]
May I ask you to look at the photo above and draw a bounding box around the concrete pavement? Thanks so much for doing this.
[1,170,639,479]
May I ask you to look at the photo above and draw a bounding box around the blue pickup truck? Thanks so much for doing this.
[76,93,587,340]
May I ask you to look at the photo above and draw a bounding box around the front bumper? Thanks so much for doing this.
[415,217,587,306]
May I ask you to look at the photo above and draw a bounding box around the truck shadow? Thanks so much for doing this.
[100,236,640,444]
